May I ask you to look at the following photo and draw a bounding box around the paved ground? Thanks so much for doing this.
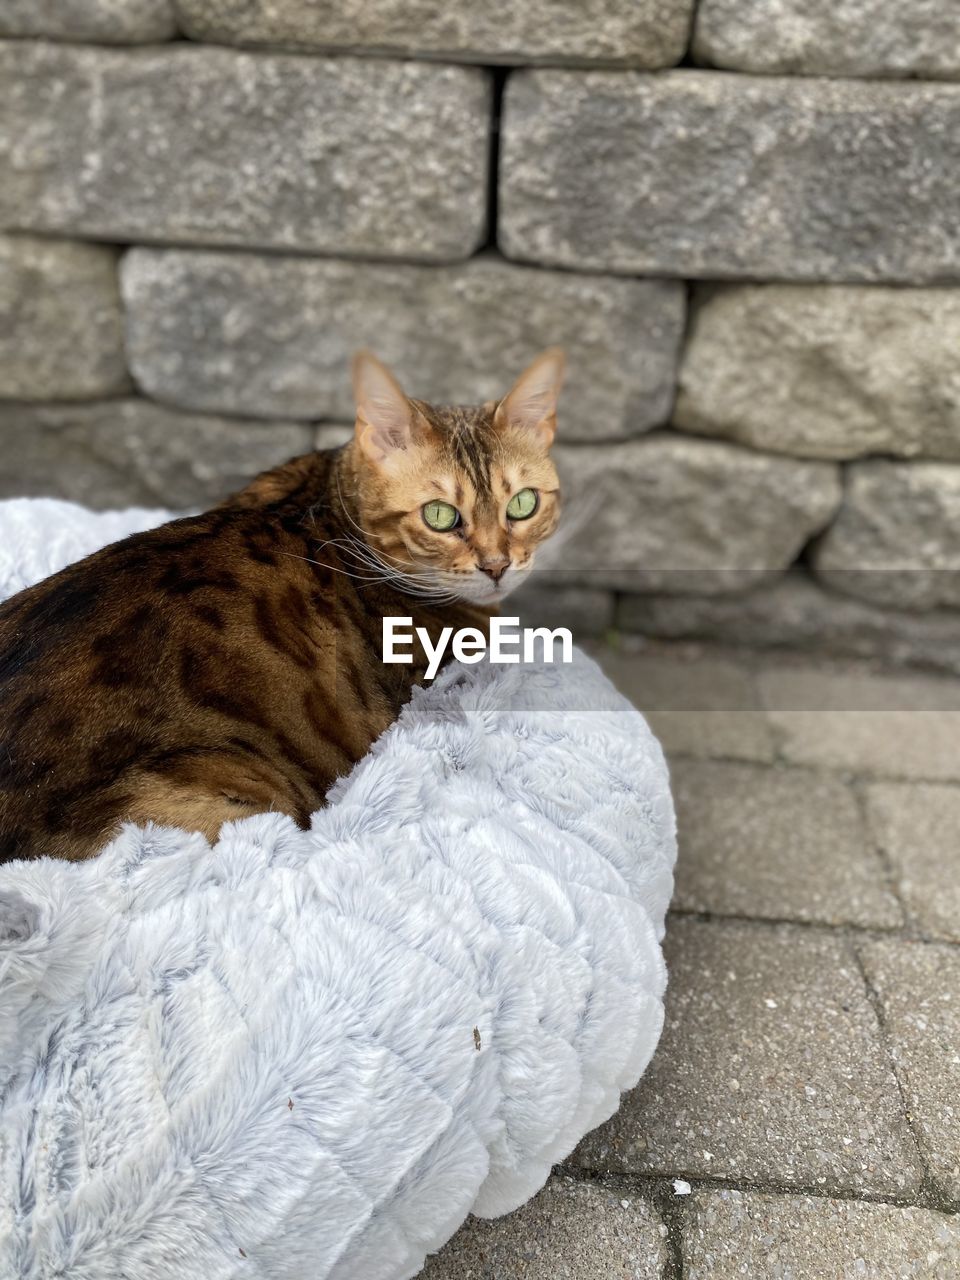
[424,640,960,1279]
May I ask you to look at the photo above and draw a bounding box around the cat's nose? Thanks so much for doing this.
[479,558,510,584]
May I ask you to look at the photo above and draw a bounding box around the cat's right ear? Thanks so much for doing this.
[352,351,427,467]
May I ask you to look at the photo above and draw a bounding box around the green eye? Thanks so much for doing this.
[506,488,538,520]
[423,500,460,531]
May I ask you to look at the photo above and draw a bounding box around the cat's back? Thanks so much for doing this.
[0,496,370,862]
[0,508,251,855]
[0,506,238,699]
[0,448,343,682]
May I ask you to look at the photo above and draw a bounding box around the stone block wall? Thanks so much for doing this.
[1,1,959,671]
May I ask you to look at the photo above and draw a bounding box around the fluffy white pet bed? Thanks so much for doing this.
[0,499,676,1280]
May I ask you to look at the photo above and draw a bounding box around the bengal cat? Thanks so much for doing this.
[0,349,564,863]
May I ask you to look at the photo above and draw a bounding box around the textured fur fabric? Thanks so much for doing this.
[0,499,676,1280]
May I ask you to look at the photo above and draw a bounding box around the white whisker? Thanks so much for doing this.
[333,468,405,556]
[285,537,460,604]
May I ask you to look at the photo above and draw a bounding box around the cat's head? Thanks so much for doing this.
[346,349,564,606]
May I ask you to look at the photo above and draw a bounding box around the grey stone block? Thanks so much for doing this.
[672,760,901,928]
[176,0,694,69]
[0,235,129,401]
[814,462,960,612]
[866,783,960,943]
[676,285,960,462]
[500,71,960,282]
[421,1177,667,1279]
[618,571,960,678]
[858,939,960,1202]
[684,1188,960,1279]
[0,399,313,510]
[694,0,960,80]
[757,664,960,782]
[548,437,840,594]
[0,0,176,42]
[121,248,684,438]
[0,42,489,260]
[574,918,923,1196]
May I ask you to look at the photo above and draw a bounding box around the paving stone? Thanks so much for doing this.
[858,940,960,1202]
[0,43,489,260]
[758,666,960,782]
[177,0,694,69]
[575,919,922,1196]
[694,0,960,80]
[0,235,129,401]
[814,462,960,612]
[421,1176,667,1279]
[672,761,901,928]
[121,248,684,438]
[866,784,960,943]
[500,71,960,282]
[0,399,312,510]
[618,571,960,679]
[584,644,776,763]
[675,285,960,462]
[0,0,176,42]
[549,437,839,594]
[684,1188,960,1279]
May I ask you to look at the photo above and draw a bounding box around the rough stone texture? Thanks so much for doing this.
[758,665,960,783]
[0,43,489,260]
[421,1177,667,1279]
[121,249,684,437]
[176,0,694,69]
[0,235,129,401]
[858,940,960,1202]
[574,918,922,1196]
[675,285,960,462]
[814,462,960,612]
[866,783,960,943]
[584,642,776,763]
[672,761,901,928]
[0,399,312,510]
[684,1188,960,1279]
[0,0,176,42]
[500,71,960,283]
[619,571,960,678]
[694,0,960,80]
[548,437,840,594]
[513,582,616,639]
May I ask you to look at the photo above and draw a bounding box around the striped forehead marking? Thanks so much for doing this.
[450,425,492,498]
[428,405,497,502]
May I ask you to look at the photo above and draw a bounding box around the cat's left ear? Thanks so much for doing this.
[493,347,566,446]
[352,350,430,467]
